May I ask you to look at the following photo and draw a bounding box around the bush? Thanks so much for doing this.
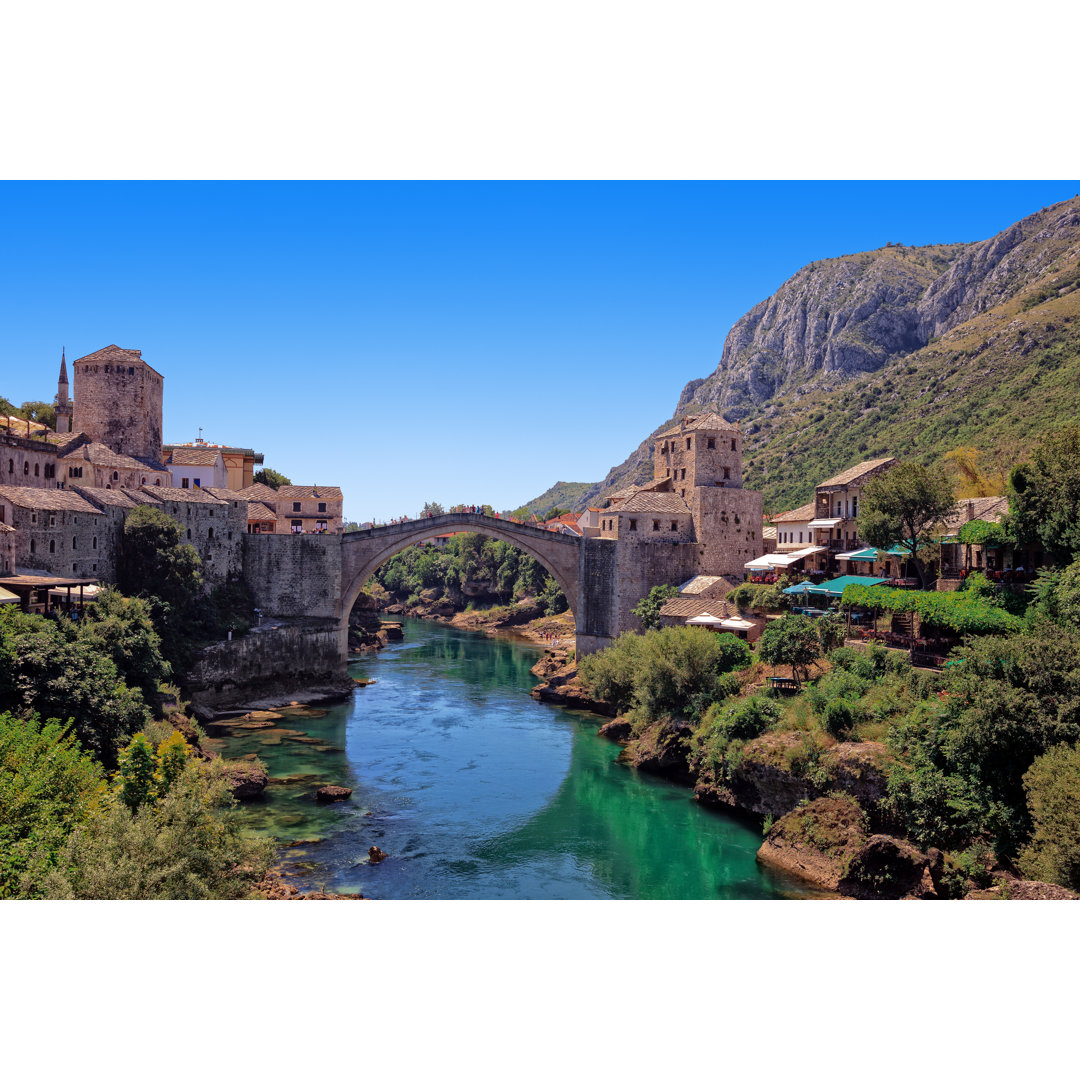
[580,626,751,722]
[757,614,821,686]
[0,712,104,898]
[823,699,858,738]
[41,756,273,900]
[1017,742,1080,890]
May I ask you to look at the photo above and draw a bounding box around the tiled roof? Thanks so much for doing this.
[0,486,102,513]
[275,485,343,500]
[938,496,1010,534]
[150,487,229,505]
[771,501,816,523]
[73,345,163,378]
[246,501,277,521]
[43,431,88,450]
[617,491,691,514]
[656,412,737,438]
[79,488,140,509]
[762,526,777,540]
[124,489,164,504]
[679,575,731,595]
[220,483,279,501]
[167,446,223,466]
[817,457,897,489]
[59,439,169,473]
[0,520,14,532]
[660,595,738,619]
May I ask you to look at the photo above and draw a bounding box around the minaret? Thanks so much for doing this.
[55,348,72,434]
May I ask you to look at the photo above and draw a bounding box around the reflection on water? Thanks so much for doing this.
[213,618,818,899]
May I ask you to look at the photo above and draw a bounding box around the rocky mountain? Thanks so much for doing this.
[517,196,1080,518]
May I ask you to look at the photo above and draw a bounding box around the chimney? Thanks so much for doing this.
[966,500,975,521]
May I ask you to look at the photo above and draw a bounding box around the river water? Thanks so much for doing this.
[211,618,814,899]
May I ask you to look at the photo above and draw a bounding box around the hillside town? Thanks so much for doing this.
[1,346,343,613]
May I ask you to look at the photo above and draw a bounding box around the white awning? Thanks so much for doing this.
[685,613,726,625]
[834,547,879,562]
[808,517,843,528]
[745,545,826,570]
[0,586,19,605]
[720,618,756,630]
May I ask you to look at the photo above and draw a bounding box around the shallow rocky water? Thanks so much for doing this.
[213,617,816,899]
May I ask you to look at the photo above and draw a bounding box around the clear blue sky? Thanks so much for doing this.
[2,181,1077,522]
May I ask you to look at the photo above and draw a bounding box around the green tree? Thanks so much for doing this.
[117,732,158,810]
[75,587,171,711]
[42,758,273,900]
[1028,558,1080,631]
[1009,424,1080,562]
[858,461,955,587]
[253,467,291,489]
[16,400,57,429]
[422,501,445,517]
[1018,743,1080,890]
[632,584,679,631]
[120,505,203,610]
[756,614,821,687]
[0,608,151,764]
[0,713,104,898]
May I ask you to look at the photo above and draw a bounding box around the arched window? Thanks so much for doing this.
[112,471,119,481]
[24,462,29,475]
[207,527,214,539]
[93,536,97,549]
[72,536,77,550]
[49,539,55,553]
[34,464,39,476]
[30,540,35,554]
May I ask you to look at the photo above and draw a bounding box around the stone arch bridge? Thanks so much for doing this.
[338,513,625,662]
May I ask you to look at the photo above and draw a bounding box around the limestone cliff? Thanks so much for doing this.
[523,195,1080,516]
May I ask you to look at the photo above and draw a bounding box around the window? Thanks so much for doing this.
[72,536,77,549]
[723,466,730,480]
[291,520,303,533]
[187,528,191,539]
[227,531,232,540]
[686,437,691,450]
[112,471,119,481]
[92,537,97,549]
[34,464,39,476]
[207,527,214,539]
[7,459,11,473]
[680,468,686,480]
[24,462,29,475]
[680,489,686,498]
[293,502,301,512]
[31,512,37,524]
[731,439,736,451]
[629,519,637,531]
[318,502,326,513]
[707,437,715,449]
[670,521,677,531]
[652,520,660,531]
[316,520,327,533]
[193,478,200,487]
[30,539,35,554]
[49,515,55,527]
[182,478,189,488]
[49,539,55,553]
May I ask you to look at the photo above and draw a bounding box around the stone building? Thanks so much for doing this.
[0,520,15,576]
[55,432,172,491]
[72,345,165,464]
[592,413,765,632]
[164,442,263,490]
[0,486,108,578]
[166,445,228,489]
[272,485,344,534]
[1,429,60,488]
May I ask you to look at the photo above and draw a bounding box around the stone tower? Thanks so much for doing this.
[54,348,72,434]
[654,413,744,498]
[72,345,164,463]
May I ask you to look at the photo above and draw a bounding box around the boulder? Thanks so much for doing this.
[222,759,269,800]
[368,846,388,864]
[839,835,943,899]
[757,796,870,892]
[597,718,634,744]
[315,785,352,803]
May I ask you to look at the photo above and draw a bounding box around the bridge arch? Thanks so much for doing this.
[338,514,583,659]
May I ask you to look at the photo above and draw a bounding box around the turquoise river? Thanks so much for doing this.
[211,618,817,899]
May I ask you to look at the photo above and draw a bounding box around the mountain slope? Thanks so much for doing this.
[536,196,1080,515]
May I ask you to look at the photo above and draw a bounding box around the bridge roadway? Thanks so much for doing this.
[338,512,616,661]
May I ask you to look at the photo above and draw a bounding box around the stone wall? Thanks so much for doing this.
[655,427,743,489]
[1,432,59,488]
[243,532,343,619]
[612,538,698,638]
[73,355,164,463]
[0,490,108,578]
[184,620,346,707]
[0,523,15,575]
[152,493,247,586]
[690,486,764,577]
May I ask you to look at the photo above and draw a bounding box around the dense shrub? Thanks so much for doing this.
[579,626,751,723]
[757,615,821,686]
[1017,743,1080,890]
